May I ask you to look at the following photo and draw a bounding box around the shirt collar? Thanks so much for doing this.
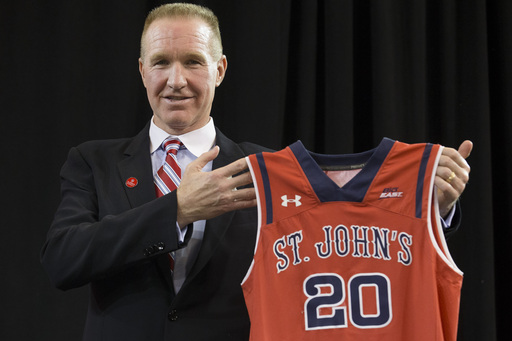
[149,117,216,157]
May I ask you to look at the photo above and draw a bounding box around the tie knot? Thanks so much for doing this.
[162,138,182,156]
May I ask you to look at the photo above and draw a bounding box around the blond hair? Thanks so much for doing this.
[140,3,223,61]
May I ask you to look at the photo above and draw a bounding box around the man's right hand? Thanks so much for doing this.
[176,146,256,227]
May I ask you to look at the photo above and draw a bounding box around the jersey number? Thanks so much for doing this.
[304,273,392,330]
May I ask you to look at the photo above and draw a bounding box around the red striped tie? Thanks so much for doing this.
[155,138,183,197]
[154,138,183,273]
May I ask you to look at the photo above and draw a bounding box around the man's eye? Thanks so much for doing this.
[154,60,169,66]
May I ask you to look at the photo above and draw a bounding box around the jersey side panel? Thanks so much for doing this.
[244,147,323,340]
[366,142,463,340]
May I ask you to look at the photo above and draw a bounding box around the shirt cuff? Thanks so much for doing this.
[441,205,456,229]
[176,223,188,244]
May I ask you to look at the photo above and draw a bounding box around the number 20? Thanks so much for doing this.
[303,273,392,330]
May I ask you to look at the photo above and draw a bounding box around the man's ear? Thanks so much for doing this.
[216,55,228,87]
[139,58,147,88]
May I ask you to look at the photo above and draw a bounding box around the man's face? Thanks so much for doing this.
[139,18,227,135]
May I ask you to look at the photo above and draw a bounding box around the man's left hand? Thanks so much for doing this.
[435,140,473,218]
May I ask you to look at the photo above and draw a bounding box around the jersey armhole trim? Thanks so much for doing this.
[242,155,263,286]
[428,147,464,276]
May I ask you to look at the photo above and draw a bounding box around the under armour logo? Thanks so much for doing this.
[281,195,302,207]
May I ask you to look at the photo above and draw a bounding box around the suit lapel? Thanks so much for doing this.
[117,124,156,209]
[182,128,247,285]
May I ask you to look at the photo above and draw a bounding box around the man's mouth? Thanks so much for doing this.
[164,96,190,101]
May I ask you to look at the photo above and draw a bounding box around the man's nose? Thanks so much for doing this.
[167,64,187,89]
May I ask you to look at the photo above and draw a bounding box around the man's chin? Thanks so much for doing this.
[154,113,207,135]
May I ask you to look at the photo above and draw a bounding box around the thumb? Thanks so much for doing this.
[188,145,220,172]
[458,140,473,159]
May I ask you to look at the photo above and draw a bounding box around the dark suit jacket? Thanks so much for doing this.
[41,123,269,340]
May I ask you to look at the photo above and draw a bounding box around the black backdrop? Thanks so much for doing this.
[1,0,510,340]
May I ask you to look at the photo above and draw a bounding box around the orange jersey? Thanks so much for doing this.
[243,139,462,341]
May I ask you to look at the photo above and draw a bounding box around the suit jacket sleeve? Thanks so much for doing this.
[41,143,181,291]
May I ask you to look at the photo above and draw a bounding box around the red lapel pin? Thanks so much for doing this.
[125,177,138,188]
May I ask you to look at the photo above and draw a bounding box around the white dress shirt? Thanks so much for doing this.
[150,116,216,292]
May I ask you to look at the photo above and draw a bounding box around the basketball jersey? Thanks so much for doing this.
[242,138,463,341]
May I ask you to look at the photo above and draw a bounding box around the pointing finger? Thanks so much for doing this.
[187,146,220,172]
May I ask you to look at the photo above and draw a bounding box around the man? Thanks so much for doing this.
[41,3,471,341]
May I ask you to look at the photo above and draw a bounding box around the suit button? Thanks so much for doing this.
[144,245,156,257]
[168,310,178,321]
[157,242,165,250]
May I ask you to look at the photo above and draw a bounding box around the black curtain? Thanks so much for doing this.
[1,0,509,340]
